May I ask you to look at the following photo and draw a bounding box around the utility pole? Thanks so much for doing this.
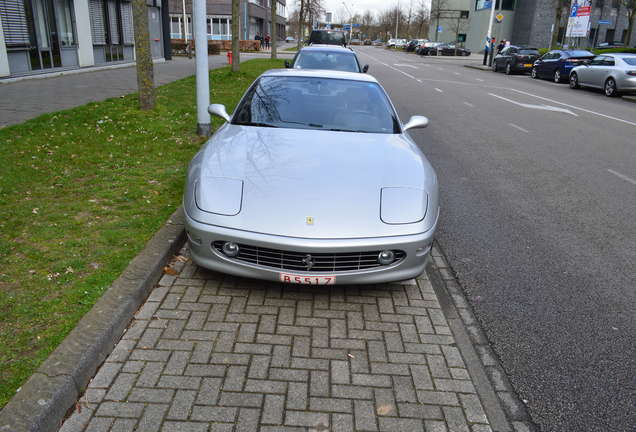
[486,0,496,66]
[194,0,210,136]
[182,0,188,42]
[395,0,399,39]
[132,0,155,110]
[342,2,354,42]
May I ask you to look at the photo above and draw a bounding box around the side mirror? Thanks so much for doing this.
[208,104,231,122]
[362,64,369,73]
[403,115,429,131]
[284,60,291,68]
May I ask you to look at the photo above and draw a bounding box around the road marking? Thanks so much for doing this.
[464,101,474,107]
[507,88,636,128]
[489,93,578,116]
[416,79,423,83]
[607,169,636,186]
[435,88,443,93]
[394,63,418,69]
[436,67,444,71]
[475,78,484,82]
[454,72,461,76]
[508,123,529,133]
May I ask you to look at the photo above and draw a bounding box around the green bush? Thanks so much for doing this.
[592,47,636,54]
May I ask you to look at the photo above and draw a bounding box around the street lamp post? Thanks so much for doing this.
[485,0,496,66]
[342,1,354,43]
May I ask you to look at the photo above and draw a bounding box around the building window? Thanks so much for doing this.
[475,0,515,11]
[89,0,133,62]
[277,2,286,18]
[0,0,31,46]
[206,15,231,40]
[605,28,615,42]
[54,0,75,46]
[460,10,469,18]
[169,14,191,39]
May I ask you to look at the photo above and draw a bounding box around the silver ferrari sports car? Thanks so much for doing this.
[184,69,439,285]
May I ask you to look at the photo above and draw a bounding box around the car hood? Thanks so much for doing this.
[185,124,438,239]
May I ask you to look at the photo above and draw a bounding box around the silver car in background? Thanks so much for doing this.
[184,69,438,285]
[569,53,636,96]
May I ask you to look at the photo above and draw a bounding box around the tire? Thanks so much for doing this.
[531,68,538,79]
[554,70,562,83]
[604,78,618,97]
[505,63,512,75]
[569,72,580,89]
[492,61,498,72]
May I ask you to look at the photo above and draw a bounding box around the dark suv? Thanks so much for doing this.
[492,46,540,75]
[308,30,347,46]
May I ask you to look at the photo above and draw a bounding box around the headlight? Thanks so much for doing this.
[380,187,427,224]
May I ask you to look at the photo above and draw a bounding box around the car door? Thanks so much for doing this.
[495,47,508,68]
[600,56,616,86]
[548,52,565,78]
[536,52,555,77]
[578,55,603,87]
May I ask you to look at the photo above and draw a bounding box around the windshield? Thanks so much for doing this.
[520,49,539,55]
[232,76,400,134]
[623,57,636,65]
[295,51,360,72]
[566,51,593,57]
[310,31,345,45]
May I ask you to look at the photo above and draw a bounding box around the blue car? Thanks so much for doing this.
[531,50,595,83]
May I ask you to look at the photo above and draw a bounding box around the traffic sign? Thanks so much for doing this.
[598,20,611,25]
[353,23,361,27]
[495,13,504,22]
[437,25,443,33]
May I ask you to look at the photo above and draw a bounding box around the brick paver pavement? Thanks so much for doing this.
[60,248,492,432]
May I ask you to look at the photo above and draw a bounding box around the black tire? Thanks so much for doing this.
[531,68,538,79]
[492,61,498,72]
[505,63,512,75]
[569,72,580,89]
[554,69,562,83]
[604,78,618,97]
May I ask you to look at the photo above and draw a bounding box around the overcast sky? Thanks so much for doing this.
[288,0,431,23]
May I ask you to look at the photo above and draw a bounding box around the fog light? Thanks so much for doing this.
[378,250,395,265]
[222,242,240,257]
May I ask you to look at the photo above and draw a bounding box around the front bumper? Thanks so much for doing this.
[184,209,438,285]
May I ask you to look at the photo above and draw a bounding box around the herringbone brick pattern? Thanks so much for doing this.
[60,250,491,432]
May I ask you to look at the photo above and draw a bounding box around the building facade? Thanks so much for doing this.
[441,0,636,53]
[167,0,286,42]
[0,0,167,78]
[428,0,472,45]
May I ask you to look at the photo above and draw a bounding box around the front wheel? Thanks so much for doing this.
[554,70,562,83]
[531,68,538,79]
[604,78,618,97]
[569,72,580,89]
[492,61,498,72]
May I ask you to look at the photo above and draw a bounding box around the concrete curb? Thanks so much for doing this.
[622,95,636,103]
[426,241,539,432]
[464,64,493,71]
[0,208,186,432]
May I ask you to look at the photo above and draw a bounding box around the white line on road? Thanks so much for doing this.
[489,93,578,116]
[436,67,444,71]
[508,88,636,128]
[454,72,461,76]
[607,169,636,186]
[509,123,529,133]
[394,63,419,69]
[416,79,423,83]
[475,78,484,82]
[464,101,474,107]
[435,88,444,93]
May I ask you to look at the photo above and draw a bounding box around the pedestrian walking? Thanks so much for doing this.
[255,33,262,50]
[483,37,490,65]
[264,34,271,50]
[497,40,505,54]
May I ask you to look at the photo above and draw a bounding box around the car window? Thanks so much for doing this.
[232,76,400,134]
[623,57,636,65]
[295,51,360,72]
[567,50,593,57]
[603,57,615,66]
[519,49,539,55]
[590,56,604,66]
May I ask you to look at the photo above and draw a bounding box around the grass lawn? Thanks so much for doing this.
[284,46,298,52]
[0,58,284,408]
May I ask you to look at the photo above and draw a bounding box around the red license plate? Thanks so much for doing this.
[280,273,336,285]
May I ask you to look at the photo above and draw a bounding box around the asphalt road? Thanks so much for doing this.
[353,46,636,432]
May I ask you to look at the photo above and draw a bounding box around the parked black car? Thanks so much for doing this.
[493,46,540,74]
[437,43,471,56]
[531,50,595,82]
[308,29,347,46]
[417,42,443,55]
[405,39,427,52]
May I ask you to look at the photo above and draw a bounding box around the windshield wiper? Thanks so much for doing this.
[326,128,370,133]
[233,122,279,128]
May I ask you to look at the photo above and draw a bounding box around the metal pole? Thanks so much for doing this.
[486,0,496,66]
[395,0,399,39]
[182,0,188,42]
[194,0,210,136]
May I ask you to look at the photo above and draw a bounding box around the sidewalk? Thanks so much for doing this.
[0,52,290,128]
[58,245,505,432]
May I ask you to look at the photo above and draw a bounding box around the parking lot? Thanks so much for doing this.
[352,45,635,432]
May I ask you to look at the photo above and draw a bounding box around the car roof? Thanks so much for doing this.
[607,53,636,58]
[300,45,354,53]
[262,68,378,83]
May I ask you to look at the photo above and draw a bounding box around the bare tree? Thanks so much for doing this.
[132,0,154,109]
[550,0,571,48]
[413,0,429,38]
[619,0,636,45]
[232,0,240,72]
[297,0,305,49]
[361,10,374,38]
[271,0,278,59]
